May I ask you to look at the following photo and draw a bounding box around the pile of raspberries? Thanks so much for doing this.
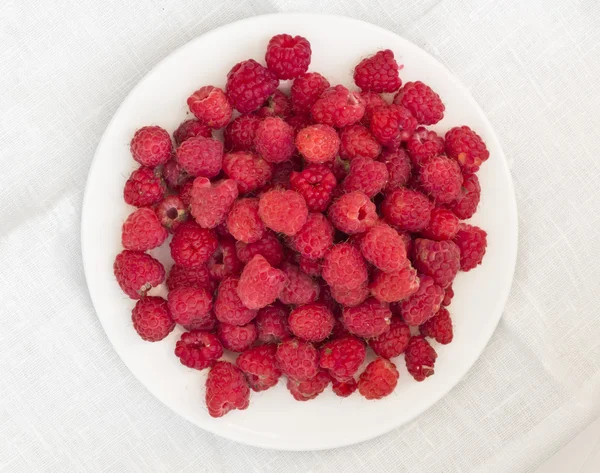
[114,33,489,418]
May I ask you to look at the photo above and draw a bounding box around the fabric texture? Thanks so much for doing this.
[1,0,599,471]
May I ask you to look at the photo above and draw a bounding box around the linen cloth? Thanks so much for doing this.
[1,0,599,471]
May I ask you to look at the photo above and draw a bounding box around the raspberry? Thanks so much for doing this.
[182,312,218,332]
[369,265,420,303]
[358,223,407,272]
[326,156,351,182]
[189,178,238,229]
[319,336,366,381]
[453,223,487,270]
[311,85,365,128]
[170,221,218,268]
[264,159,295,191]
[359,91,387,127]
[378,149,411,192]
[167,286,213,325]
[354,49,402,93]
[370,104,417,148]
[406,127,444,167]
[179,180,193,208]
[258,189,308,236]
[369,317,411,358]
[207,236,242,281]
[124,167,166,207]
[288,303,333,342]
[419,155,463,204]
[255,302,291,343]
[420,307,453,344]
[166,264,213,292]
[236,344,281,391]
[187,86,233,129]
[330,283,369,307]
[235,231,284,268]
[121,207,168,251]
[341,157,389,198]
[131,296,174,342]
[226,59,279,114]
[291,212,334,260]
[173,119,212,146]
[218,321,258,352]
[254,117,295,164]
[223,115,261,152]
[222,151,273,193]
[155,195,189,232]
[328,191,378,234]
[256,90,291,118]
[176,137,222,179]
[226,198,265,244]
[400,274,444,326]
[286,370,330,401]
[113,250,165,299]
[332,378,357,397]
[285,113,313,135]
[405,335,437,381]
[400,232,413,258]
[299,256,322,277]
[130,126,172,167]
[279,262,320,306]
[413,238,460,288]
[357,358,399,400]
[161,156,188,191]
[237,255,288,309]
[329,317,350,341]
[449,173,480,219]
[205,361,250,417]
[442,284,454,306]
[214,276,257,325]
[174,331,223,370]
[339,124,381,161]
[342,298,391,338]
[382,188,432,232]
[295,124,339,164]
[291,72,330,114]
[445,126,489,174]
[290,165,337,212]
[393,81,444,125]
[276,338,319,381]
[322,243,368,291]
[421,207,460,240]
[265,34,311,80]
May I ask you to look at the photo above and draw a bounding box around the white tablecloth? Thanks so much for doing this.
[1,0,599,471]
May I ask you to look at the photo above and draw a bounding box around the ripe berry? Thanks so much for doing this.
[175,136,223,178]
[400,274,444,326]
[217,322,258,352]
[354,49,402,93]
[131,296,175,342]
[328,191,378,234]
[290,165,337,213]
[254,116,295,164]
[235,230,284,268]
[237,255,288,310]
[114,250,165,299]
[322,243,369,291]
[420,307,453,344]
[279,262,320,306]
[130,126,172,167]
[187,86,232,128]
[311,85,365,128]
[173,119,212,146]
[453,223,487,270]
[295,124,340,164]
[226,198,265,244]
[393,81,444,125]
[214,276,257,326]
[286,370,330,401]
[276,338,319,381]
[369,317,411,358]
[124,166,166,207]
[265,34,312,80]
[121,207,168,251]
[226,59,279,114]
[222,151,273,194]
[358,358,399,400]
[445,126,489,174]
[174,331,223,370]
[255,302,291,344]
[205,361,250,417]
[236,344,281,391]
[382,187,432,232]
[288,303,334,342]
[319,336,366,381]
[413,238,460,288]
[291,212,334,261]
[405,336,437,381]
[291,72,330,114]
[369,265,420,303]
[258,189,308,236]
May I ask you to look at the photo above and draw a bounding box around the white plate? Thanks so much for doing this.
[81,13,518,451]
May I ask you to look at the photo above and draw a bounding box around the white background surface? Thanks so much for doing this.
[1,0,599,472]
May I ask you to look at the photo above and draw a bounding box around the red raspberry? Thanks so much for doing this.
[357,358,399,400]
[223,151,273,194]
[339,124,381,161]
[255,302,291,343]
[236,344,281,391]
[174,331,223,370]
[121,207,168,251]
[214,276,257,325]
[399,232,413,258]
[288,303,333,342]
[235,231,284,267]
[290,165,337,213]
[359,91,387,127]
[445,126,489,173]
[254,117,295,164]
[287,370,330,401]
[279,262,320,306]
[264,159,296,191]
[299,256,322,277]
[342,157,389,198]
[442,284,454,306]
[113,250,165,299]
[369,317,411,358]
[160,157,187,191]
[179,180,194,208]
[207,237,242,281]
[226,198,265,244]
[155,195,189,232]
[166,264,213,292]
[295,124,340,164]
[258,189,308,236]
[218,321,257,352]
[276,338,319,381]
[322,243,368,291]
[170,221,218,268]
[175,136,223,178]
[131,296,174,341]
[359,223,407,272]
[187,86,232,129]
[189,178,238,229]
[265,34,311,80]
[332,378,357,397]
[330,283,369,307]
[326,156,351,182]
[173,119,212,146]
[182,312,218,332]
[453,223,487,270]
[379,148,411,192]
[382,188,432,232]
[393,81,444,125]
[405,335,437,381]
[419,155,463,204]
[354,49,402,93]
[342,298,391,338]
[205,361,250,417]
[285,113,313,135]
[401,274,444,326]
[406,127,444,168]
[449,173,480,219]
[167,286,213,325]
[223,115,261,152]
[329,316,350,340]
[226,59,279,114]
[130,126,172,167]
[319,336,366,381]
[237,255,288,309]
[291,212,334,260]
[413,238,460,288]
[420,307,453,344]
[370,104,417,148]
[328,191,378,235]
[291,72,330,114]
[124,167,166,207]
[311,85,365,128]
[421,207,460,240]
[256,90,291,119]
[370,265,420,303]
